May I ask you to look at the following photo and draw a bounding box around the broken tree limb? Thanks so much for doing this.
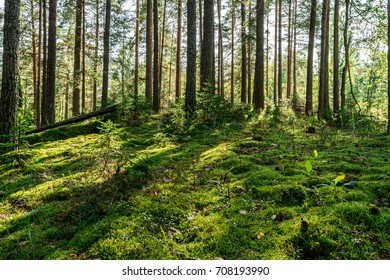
[26,104,117,135]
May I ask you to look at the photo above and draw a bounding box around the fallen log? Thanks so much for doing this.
[26,105,117,135]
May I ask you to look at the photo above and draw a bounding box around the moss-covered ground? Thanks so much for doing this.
[0,108,389,259]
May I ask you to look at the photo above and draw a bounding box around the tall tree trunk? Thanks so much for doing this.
[286,0,292,99]
[176,0,182,100]
[73,0,82,116]
[65,70,70,119]
[31,0,39,127]
[266,9,269,100]
[247,0,252,104]
[145,0,153,102]
[43,0,57,125]
[230,1,235,103]
[388,0,390,133]
[305,0,316,116]
[273,0,278,104]
[292,0,298,111]
[253,0,264,110]
[241,0,247,104]
[93,0,99,111]
[159,0,167,91]
[333,0,340,114]
[318,0,329,119]
[217,0,224,98]
[340,0,349,111]
[101,0,111,108]
[37,0,42,125]
[0,0,20,143]
[200,0,215,93]
[82,0,86,112]
[199,0,203,88]
[185,0,197,116]
[323,0,330,116]
[41,0,47,125]
[277,0,282,102]
[153,0,160,111]
[134,0,139,104]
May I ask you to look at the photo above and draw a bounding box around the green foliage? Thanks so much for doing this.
[0,111,389,260]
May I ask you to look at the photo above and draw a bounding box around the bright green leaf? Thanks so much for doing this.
[305,161,313,175]
[335,174,346,185]
[313,150,318,159]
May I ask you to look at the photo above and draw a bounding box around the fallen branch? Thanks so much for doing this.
[26,105,117,135]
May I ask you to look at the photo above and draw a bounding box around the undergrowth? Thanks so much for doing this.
[0,106,389,260]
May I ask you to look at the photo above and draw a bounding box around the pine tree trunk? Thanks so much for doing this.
[230,1,235,103]
[159,0,167,91]
[134,0,139,103]
[73,0,82,116]
[41,0,47,125]
[153,0,160,111]
[101,0,111,108]
[93,0,99,111]
[388,0,390,133]
[340,0,349,111]
[200,0,215,93]
[333,0,340,114]
[43,0,57,125]
[247,0,252,104]
[176,0,182,100]
[31,0,39,127]
[253,0,264,110]
[292,0,298,111]
[241,1,247,104]
[82,0,86,112]
[277,0,282,102]
[145,0,153,102]
[217,0,223,98]
[185,0,197,116]
[287,0,292,100]
[37,0,42,125]
[318,0,329,119]
[0,0,20,143]
[273,0,278,105]
[305,0,316,116]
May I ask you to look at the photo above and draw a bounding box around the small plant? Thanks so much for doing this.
[98,120,121,150]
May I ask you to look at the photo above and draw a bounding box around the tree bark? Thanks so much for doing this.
[277,0,282,102]
[37,0,42,125]
[82,0,86,112]
[176,0,182,100]
[273,0,278,104]
[340,0,349,111]
[253,0,264,110]
[305,0,316,116]
[286,0,292,99]
[134,0,139,103]
[101,0,111,108]
[241,1,247,104]
[230,1,235,103]
[31,0,39,127]
[43,0,57,125]
[73,0,82,116]
[145,0,153,102]
[41,0,47,125]
[185,0,197,116]
[153,0,160,111]
[292,0,298,111]
[388,0,390,133]
[27,105,117,135]
[333,0,340,114]
[0,0,20,143]
[93,0,99,111]
[247,0,252,104]
[217,0,224,98]
[200,0,215,93]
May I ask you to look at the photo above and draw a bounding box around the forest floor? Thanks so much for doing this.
[0,106,389,259]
